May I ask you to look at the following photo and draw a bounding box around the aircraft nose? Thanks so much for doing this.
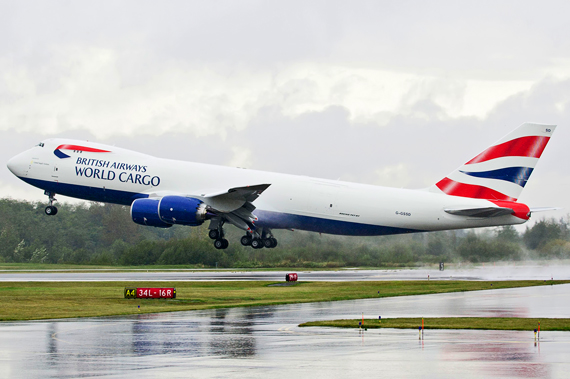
[7,156,16,174]
[7,153,27,177]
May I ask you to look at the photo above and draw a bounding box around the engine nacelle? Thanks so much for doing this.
[131,198,172,228]
[158,196,208,226]
[131,196,208,227]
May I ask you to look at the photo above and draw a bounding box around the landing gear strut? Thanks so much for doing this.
[44,191,58,216]
[209,220,229,249]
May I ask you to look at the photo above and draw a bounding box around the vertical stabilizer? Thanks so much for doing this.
[429,123,556,201]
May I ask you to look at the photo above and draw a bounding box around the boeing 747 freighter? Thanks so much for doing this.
[7,123,558,249]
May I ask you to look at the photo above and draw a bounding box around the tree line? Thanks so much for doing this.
[0,198,569,267]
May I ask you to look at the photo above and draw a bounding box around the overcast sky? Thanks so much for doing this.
[1,0,569,227]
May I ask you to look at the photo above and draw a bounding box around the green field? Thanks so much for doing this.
[300,317,570,331]
[0,280,567,321]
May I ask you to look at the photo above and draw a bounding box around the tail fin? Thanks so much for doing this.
[429,122,556,201]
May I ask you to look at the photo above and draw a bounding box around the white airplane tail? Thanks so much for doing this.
[429,122,556,201]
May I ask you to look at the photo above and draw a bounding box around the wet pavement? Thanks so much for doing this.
[1,264,568,282]
[1,284,569,378]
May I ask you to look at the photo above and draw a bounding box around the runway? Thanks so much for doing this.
[1,283,569,378]
[1,264,568,281]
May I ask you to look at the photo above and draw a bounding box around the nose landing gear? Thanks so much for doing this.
[44,191,58,216]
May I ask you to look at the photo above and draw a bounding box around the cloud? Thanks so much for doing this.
[0,53,541,140]
[229,147,253,169]
[2,1,570,141]
[373,164,411,188]
[1,0,570,229]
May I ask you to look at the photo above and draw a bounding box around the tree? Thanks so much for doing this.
[524,219,563,250]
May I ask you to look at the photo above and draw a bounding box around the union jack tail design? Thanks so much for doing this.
[429,123,556,201]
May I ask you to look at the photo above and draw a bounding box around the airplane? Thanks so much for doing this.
[6,122,558,250]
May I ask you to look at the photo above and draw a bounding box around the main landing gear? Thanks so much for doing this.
[207,220,278,250]
[44,191,58,216]
[240,229,277,249]
[209,225,229,250]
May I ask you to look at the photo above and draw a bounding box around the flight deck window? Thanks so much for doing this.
[36,143,44,147]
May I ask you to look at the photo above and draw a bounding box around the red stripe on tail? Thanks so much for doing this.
[466,136,549,164]
[435,177,516,201]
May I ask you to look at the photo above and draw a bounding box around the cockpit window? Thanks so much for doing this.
[36,142,44,147]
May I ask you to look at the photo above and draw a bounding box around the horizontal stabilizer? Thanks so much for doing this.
[529,207,562,213]
[444,207,514,218]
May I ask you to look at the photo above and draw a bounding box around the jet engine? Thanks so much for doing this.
[131,196,209,228]
[131,198,171,228]
[158,196,209,226]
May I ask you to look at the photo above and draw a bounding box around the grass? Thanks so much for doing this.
[0,280,567,321]
[300,317,570,331]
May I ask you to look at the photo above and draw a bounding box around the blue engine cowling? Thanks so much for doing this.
[158,196,207,226]
[131,196,208,227]
[131,198,172,228]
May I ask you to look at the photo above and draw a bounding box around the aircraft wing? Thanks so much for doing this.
[190,184,271,234]
[195,184,271,213]
[444,207,515,218]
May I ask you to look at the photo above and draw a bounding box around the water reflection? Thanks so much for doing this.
[208,308,256,357]
[131,313,202,356]
[1,284,569,379]
[442,333,548,378]
[47,323,57,357]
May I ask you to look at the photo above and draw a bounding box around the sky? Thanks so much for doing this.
[1,0,570,228]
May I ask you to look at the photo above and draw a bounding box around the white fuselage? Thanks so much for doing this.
[7,139,528,236]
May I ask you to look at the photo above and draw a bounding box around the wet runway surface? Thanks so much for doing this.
[1,284,570,378]
[1,264,569,282]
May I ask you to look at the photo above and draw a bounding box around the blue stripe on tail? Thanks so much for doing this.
[459,167,534,187]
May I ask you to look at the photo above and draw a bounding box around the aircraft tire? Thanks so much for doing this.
[214,239,224,249]
[251,239,263,249]
[208,230,219,240]
[240,236,252,246]
[221,239,229,249]
[263,238,273,248]
[270,238,277,248]
[45,206,58,216]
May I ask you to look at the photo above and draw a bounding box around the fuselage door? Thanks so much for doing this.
[51,164,59,180]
